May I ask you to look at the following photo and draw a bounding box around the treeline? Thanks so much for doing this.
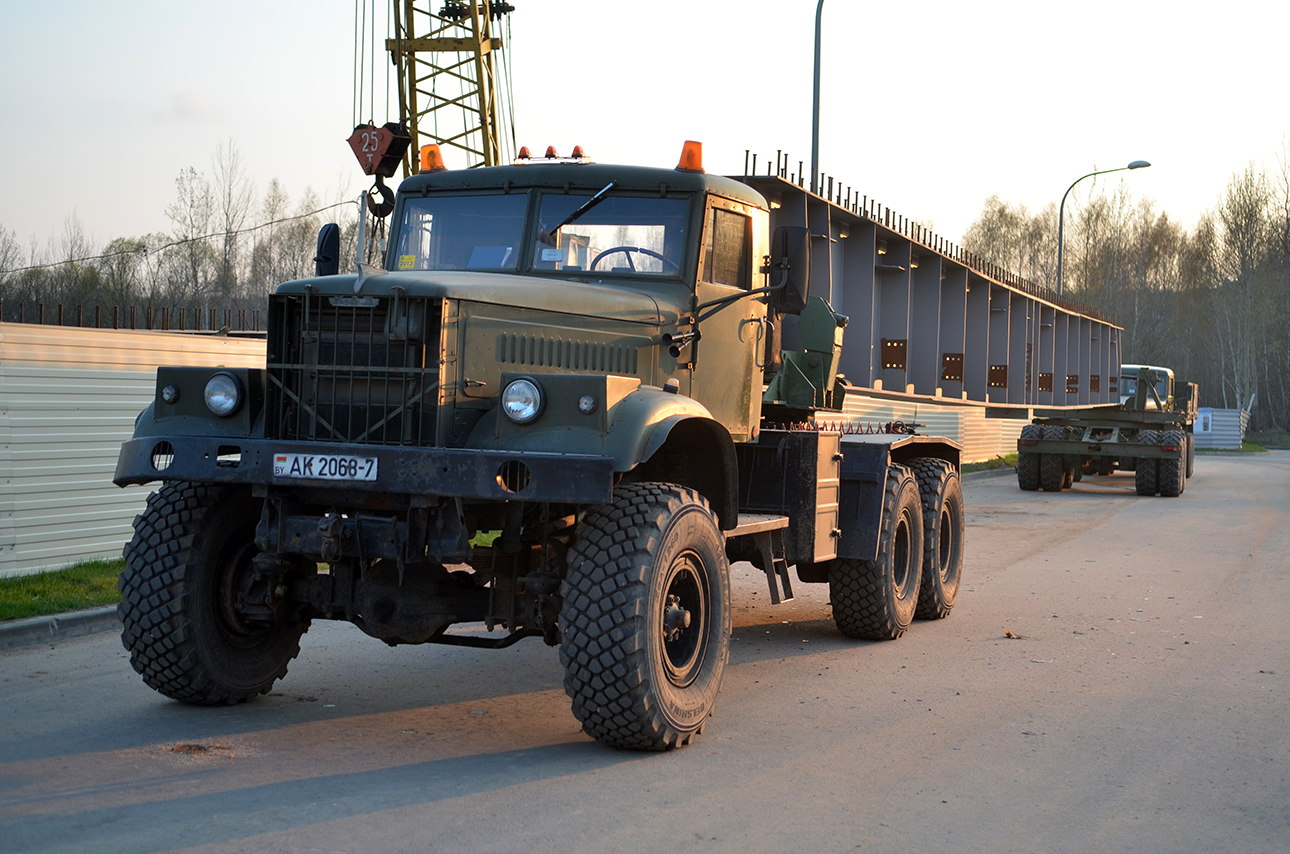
[961,149,1290,430]
[0,142,363,328]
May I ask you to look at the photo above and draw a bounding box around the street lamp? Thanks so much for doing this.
[810,0,825,194]
[1056,160,1151,295]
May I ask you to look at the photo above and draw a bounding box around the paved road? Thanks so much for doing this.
[2,455,1288,853]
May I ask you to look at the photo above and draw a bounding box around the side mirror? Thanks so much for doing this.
[769,225,810,314]
[314,223,341,276]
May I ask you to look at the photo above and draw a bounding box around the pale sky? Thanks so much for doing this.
[3,1,1287,264]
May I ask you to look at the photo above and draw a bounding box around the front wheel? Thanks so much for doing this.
[118,482,308,704]
[560,483,730,750]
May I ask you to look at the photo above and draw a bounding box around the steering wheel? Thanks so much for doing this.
[589,245,680,273]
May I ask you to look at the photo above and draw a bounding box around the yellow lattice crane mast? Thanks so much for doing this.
[388,1,516,175]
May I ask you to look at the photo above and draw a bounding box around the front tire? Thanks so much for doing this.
[829,464,923,640]
[118,482,308,705]
[908,459,964,620]
[560,483,730,750]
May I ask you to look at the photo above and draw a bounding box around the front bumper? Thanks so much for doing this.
[115,435,615,504]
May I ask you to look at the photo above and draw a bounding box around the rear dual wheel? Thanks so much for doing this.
[1040,425,1066,491]
[1017,424,1041,491]
[1135,431,1160,495]
[907,459,964,620]
[828,464,924,640]
[1158,429,1186,497]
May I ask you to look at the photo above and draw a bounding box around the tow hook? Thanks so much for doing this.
[318,513,349,562]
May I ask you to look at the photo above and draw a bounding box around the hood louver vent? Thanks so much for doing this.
[496,334,638,375]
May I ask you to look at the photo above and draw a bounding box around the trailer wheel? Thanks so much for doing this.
[1135,431,1160,496]
[829,464,923,640]
[1040,426,1066,491]
[118,482,308,705]
[1186,432,1195,478]
[560,483,730,750]
[1017,424,1041,491]
[1158,429,1186,497]
[908,459,963,620]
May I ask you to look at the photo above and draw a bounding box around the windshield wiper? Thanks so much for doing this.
[545,181,618,237]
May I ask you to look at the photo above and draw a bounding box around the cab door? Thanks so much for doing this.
[689,198,767,442]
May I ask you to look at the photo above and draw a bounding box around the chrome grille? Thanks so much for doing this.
[267,292,440,446]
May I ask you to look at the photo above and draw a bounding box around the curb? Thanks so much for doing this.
[962,466,1015,481]
[0,605,120,652]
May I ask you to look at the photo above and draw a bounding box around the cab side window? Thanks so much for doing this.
[703,208,749,288]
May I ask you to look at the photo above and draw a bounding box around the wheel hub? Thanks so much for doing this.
[663,594,691,642]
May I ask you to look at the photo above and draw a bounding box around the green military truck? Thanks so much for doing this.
[1016,364,1198,496]
[114,143,964,750]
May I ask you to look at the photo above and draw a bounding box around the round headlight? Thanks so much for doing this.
[501,378,543,424]
[204,372,243,417]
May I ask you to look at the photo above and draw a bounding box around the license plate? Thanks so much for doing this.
[273,453,378,482]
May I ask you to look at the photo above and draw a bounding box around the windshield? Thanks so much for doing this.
[394,194,527,272]
[532,193,688,277]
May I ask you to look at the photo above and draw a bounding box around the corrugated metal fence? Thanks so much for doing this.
[840,394,1028,463]
[1193,408,1250,450]
[0,323,265,579]
[0,325,1033,579]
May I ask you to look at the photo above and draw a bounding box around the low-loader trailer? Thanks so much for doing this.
[1016,365,1198,496]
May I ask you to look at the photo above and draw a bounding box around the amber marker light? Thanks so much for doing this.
[545,146,559,158]
[517,146,531,159]
[419,144,447,172]
[571,145,586,158]
[676,140,704,173]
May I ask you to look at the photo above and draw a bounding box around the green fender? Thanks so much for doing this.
[466,374,719,472]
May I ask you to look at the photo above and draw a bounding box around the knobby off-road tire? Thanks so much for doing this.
[560,483,731,751]
[1135,430,1160,496]
[829,464,923,640]
[1017,424,1041,491]
[1186,432,1196,478]
[118,482,308,704]
[908,459,963,620]
[1040,425,1066,492]
[1158,429,1186,497]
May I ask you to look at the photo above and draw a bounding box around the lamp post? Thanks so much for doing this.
[810,0,825,194]
[1056,160,1151,295]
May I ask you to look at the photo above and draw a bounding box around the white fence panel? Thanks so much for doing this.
[1193,408,1249,450]
[0,323,266,578]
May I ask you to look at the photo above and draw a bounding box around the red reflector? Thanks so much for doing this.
[1162,444,1180,452]
[1018,439,1038,446]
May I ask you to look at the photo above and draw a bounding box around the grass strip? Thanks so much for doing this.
[962,453,1017,473]
[0,558,123,621]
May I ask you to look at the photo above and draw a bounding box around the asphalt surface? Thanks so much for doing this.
[1,455,1287,853]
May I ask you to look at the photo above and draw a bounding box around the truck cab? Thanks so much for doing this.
[1120,364,1174,409]
[112,143,962,752]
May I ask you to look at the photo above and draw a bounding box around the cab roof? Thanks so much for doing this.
[396,161,769,210]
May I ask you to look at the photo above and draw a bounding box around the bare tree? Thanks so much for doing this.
[212,140,254,310]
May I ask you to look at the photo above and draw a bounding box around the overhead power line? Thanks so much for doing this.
[1,200,354,276]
